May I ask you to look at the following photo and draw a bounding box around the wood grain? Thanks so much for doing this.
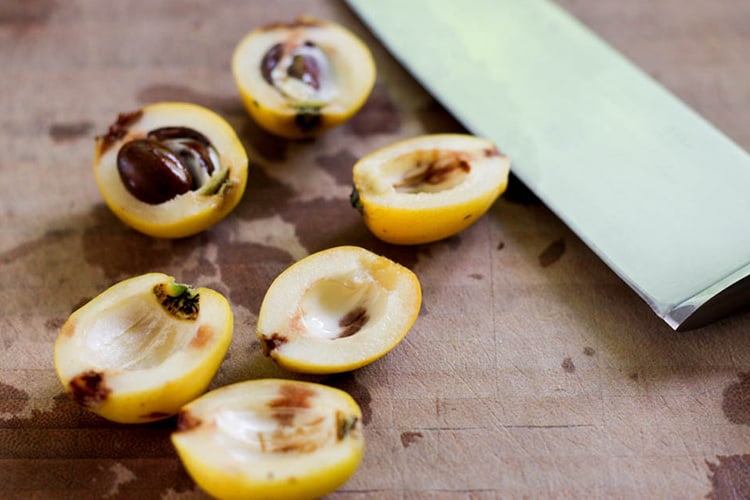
[1,1,750,498]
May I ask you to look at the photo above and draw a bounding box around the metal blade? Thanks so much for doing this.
[347,0,750,330]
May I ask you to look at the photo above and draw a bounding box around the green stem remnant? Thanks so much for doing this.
[154,281,200,320]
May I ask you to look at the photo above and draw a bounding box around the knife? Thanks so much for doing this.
[345,0,750,330]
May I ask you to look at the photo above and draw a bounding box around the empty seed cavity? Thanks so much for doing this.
[392,149,471,194]
[214,394,338,456]
[81,293,195,370]
[298,276,385,340]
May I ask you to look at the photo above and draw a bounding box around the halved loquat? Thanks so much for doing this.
[53,273,233,424]
[94,102,248,238]
[351,134,510,245]
[232,16,376,139]
[171,378,364,500]
[257,246,421,374]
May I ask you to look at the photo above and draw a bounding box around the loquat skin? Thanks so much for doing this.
[94,102,248,238]
[232,16,376,139]
[54,273,233,424]
[352,134,511,245]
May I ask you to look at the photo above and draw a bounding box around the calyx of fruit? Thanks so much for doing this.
[232,16,376,139]
[351,134,511,245]
[53,273,233,424]
[94,102,248,238]
[171,379,364,500]
[257,246,422,374]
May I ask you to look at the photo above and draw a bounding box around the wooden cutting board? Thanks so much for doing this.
[2,0,750,498]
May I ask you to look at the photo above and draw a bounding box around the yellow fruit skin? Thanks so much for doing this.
[94,102,249,239]
[174,439,363,500]
[53,275,233,424]
[357,177,508,245]
[102,186,246,240]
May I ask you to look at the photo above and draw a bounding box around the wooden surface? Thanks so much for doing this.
[2,1,750,498]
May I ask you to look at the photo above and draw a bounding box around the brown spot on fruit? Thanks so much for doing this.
[176,410,202,432]
[706,454,750,499]
[400,431,423,448]
[190,325,214,349]
[583,346,595,356]
[339,307,369,338]
[483,146,502,157]
[722,372,750,425]
[539,238,566,267]
[269,383,315,410]
[268,384,317,427]
[497,241,505,251]
[561,357,575,373]
[97,109,143,155]
[68,370,111,408]
[260,333,289,355]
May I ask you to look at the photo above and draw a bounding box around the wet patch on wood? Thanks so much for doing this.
[400,431,423,448]
[706,454,750,499]
[722,372,750,425]
[539,238,566,267]
[561,357,575,373]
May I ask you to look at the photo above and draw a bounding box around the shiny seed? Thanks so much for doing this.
[261,43,284,85]
[117,139,193,204]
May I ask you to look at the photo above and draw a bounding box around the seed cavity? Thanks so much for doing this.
[154,282,200,320]
[394,150,471,194]
[338,307,369,338]
[260,39,333,109]
[215,384,333,455]
[68,370,111,409]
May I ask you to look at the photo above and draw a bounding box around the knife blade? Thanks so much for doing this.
[345,0,750,330]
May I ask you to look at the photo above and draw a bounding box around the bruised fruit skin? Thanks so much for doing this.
[351,134,510,245]
[94,102,248,238]
[232,16,376,139]
[257,246,421,374]
[171,379,364,500]
[53,273,233,424]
